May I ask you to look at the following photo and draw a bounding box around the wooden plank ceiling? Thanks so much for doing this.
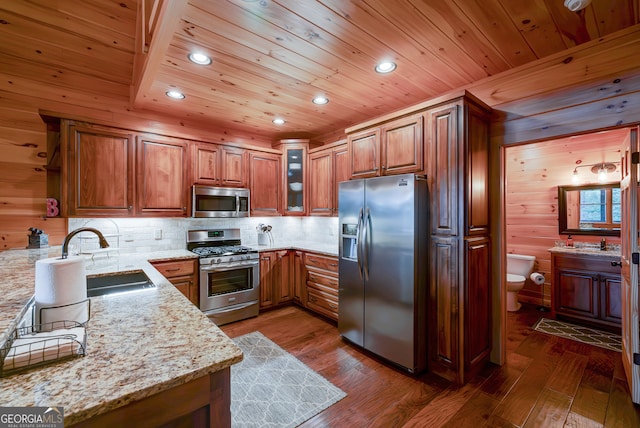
[0,0,638,141]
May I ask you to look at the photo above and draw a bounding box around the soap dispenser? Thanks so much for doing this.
[600,237,607,251]
[566,234,573,247]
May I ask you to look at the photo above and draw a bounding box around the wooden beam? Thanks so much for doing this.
[131,0,189,108]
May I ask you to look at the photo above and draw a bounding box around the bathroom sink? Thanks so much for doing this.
[86,270,156,297]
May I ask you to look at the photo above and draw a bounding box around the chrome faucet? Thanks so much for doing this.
[61,227,110,259]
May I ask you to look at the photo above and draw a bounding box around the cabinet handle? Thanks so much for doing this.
[128,206,133,210]
[309,296,317,303]
[611,261,622,267]
[165,267,181,272]
[329,303,337,310]
[381,165,386,170]
[329,263,338,267]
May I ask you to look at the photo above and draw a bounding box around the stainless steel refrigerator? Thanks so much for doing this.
[338,173,428,373]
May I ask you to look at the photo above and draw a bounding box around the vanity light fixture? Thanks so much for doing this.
[165,90,185,100]
[272,118,285,125]
[375,61,397,74]
[312,96,329,105]
[571,162,618,184]
[188,52,212,65]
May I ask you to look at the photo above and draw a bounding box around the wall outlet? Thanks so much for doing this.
[154,229,162,240]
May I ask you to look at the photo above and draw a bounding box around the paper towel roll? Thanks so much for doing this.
[530,272,545,285]
[34,256,88,329]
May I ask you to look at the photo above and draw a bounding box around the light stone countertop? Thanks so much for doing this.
[0,247,243,426]
[548,246,621,258]
[250,240,338,257]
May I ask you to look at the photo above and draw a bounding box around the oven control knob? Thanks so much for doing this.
[216,258,221,264]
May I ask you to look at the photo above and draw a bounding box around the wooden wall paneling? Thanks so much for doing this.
[474,25,640,112]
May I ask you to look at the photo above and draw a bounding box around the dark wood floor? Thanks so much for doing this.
[220,303,640,427]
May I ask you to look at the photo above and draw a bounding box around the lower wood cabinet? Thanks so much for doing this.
[151,258,199,306]
[259,250,291,310]
[551,251,622,331]
[257,249,338,321]
[304,252,339,321]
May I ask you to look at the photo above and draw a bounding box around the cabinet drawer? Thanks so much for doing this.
[305,253,338,273]
[307,288,338,320]
[553,254,620,274]
[307,270,338,291]
[152,260,195,278]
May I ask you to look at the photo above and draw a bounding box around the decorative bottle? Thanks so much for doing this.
[566,234,573,247]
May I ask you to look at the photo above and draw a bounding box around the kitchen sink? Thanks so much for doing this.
[86,270,156,297]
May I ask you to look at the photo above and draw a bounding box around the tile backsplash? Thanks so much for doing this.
[68,217,339,254]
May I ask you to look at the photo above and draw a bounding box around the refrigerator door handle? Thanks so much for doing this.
[363,207,371,280]
[356,207,364,279]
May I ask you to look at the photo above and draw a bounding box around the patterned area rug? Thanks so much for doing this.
[533,318,621,352]
[231,331,346,428]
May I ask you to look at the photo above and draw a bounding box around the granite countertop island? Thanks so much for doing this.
[0,247,243,426]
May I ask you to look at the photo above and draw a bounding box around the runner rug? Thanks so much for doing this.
[533,318,621,352]
[231,331,346,428]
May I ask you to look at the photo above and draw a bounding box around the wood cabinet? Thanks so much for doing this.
[136,134,189,216]
[426,94,491,385]
[292,250,307,304]
[249,151,281,216]
[192,142,247,188]
[151,258,199,306]
[308,141,349,216]
[259,250,291,310]
[347,114,423,179]
[304,252,339,321]
[552,252,622,331]
[64,121,135,217]
[278,141,308,216]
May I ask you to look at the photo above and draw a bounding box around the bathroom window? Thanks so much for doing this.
[579,188,620,229]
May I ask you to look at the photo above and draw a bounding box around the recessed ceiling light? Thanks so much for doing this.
[165,90,185,100]
[312,96,329,105]
[375,61,397,74]
[188,52,212,65]
[272,118,285,125]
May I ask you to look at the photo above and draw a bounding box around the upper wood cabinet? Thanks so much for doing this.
[192,142,247,188]
[249,151,281,216]
[64,121,135,217]
[308,141,348,216]
[136,134,189,217]
[277,141,309,216]
[347,114,423,179]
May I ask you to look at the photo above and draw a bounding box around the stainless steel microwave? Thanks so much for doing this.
[192,185,250,218]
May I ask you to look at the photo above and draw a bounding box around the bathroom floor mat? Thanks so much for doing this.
[533,318,621,352]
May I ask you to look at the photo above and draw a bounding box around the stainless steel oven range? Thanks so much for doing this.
[187,228,259,325]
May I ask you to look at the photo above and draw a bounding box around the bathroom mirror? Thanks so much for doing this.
[558,183,621,236]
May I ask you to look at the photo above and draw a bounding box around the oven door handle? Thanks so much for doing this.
[235,195,240,217]
[200,261,259,272]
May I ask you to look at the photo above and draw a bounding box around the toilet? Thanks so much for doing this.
[506,254,536,312]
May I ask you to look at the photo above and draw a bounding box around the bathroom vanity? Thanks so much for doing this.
[549,248,622,332]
